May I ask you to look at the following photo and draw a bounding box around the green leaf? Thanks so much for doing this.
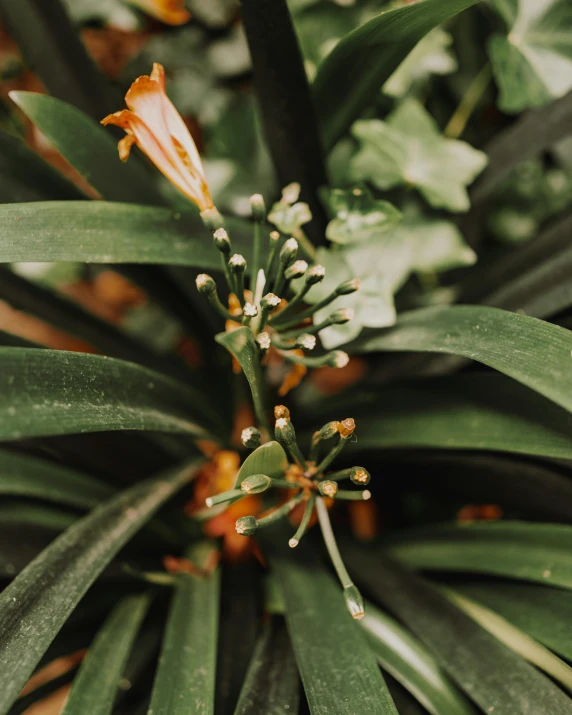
[266,534,398,715]
[0,458,201,712]
[386,521,572,589]
[235,441,289,487]
[323,186,402,245]
[354,305,572,415]
[454,581,572,661]
[0,347,220,441]
[313,0,479,151]
[346,546,572,715]
[234,615,300,715]
[0,448,113,509]
[488,0,572,113]
[345,374,572,461]
[148,542,219,715]
[361,602,476,715]
[0,130,85,203]
[0,201,250,266]
[351,99,487,212]
[383,27,457,98]
[61,594,150,715]
[10,92,162,205]
[442,586,572,693]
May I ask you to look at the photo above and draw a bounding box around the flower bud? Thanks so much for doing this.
[196,273,216,295]
[235,515,259,536]
[335,278,360,296]
[269,230,280,243]
[327,351,350,368]
[318,480,338,498]
[329,308,354,325]
[243,302,258,318]
[201,207,224,231]
[295,333,316,351]
[241,474,271,494]
[256,332,271,353]
[241,426,261,449]
[350,466,370,486]
[306,264,326,286]
[261,293,282,311]
[338,418,356,438]
[314,421,340,442]
[213,227,231,255]
[279,238,298,265]
[274,405,290,420]
[285,260,308,280]
[249,193,266,222]
[344,584,365,620]
[229,254,247,273]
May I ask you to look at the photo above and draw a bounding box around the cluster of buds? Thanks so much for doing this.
[196,194,360,372]
[204,405,371,619]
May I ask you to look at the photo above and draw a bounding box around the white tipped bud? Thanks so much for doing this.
[306,264,326,285]
[280,238,298,264]
[330,308,354,324]
[261,293,281,311]
[256,332,271,351]
[285,260,308,280]
[269,230,280,242]
[289,538,299,548]
[296,333,316,351]
[229,254,247,272]
[329,351,350,368]
[249,193,266,221]
[243,302,258,318]
[196,273,216,295]
[336,278,360,296]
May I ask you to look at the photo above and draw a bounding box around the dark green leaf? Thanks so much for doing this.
[10,92,162,205]
[362,602,477,715]
[234,616,300,715]
[313,0,479,151]
[62,594,150,715]
[354,305,572,415]
[267,533,398,715]
[0,458,201,712]
[0,347,221,441]
[345,546,572,715]
[0,201,251,266]
[148,542,219,715]
[387,521,572,589]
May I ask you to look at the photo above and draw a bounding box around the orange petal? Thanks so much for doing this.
[125,0,191,25]
[118,133,136,161]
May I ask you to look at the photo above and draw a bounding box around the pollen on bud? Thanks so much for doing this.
[296,333,316,351]
[249,193,266,222]
[336,278,360,296]
[319,480,338,498]
[330,308,354,324]
[274,405,290,420]
[343,584,365,620]
[236,515,258,536]
[229,254,247,273]
[241,426,261,449]
[196,273,216,295]
[243,302,258,318]
[306,264,326,285]
[256,332,271,352]
[338,418,356,438]
[241,474,271,494]
[285,260,308,280]
[280,238,298,264]
[350,467,371,486]
[275,417,289,430]
[328,351,350,368]
[261,293,282,311]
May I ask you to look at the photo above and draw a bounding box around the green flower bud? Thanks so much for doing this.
[279,237,298,265]
[229,254,247,273]
[196,273,216,295]
[350,466,371,486]
[241,474,272,494]
[344,584,365,620]
[201,207,224,231]
[241,426,261,449]
[256,332,271,353]
[261,293,281,311]
[335,278,360,296]
[295,333,316,351]
[213,227,231,255]
[285,260,308,280]
[243,302,258,318]
[326,351,350,368]
[235,515,259,536]
[306,264,326,286]
[329,308,354,324]
[249,193,266,222]
[318,480,338,498]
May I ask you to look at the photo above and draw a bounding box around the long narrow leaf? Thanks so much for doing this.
[0,458,202,713]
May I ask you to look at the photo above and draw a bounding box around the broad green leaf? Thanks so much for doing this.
[0,130,84,203]
[62,594,150,715]
[442,586,572,692]
[387,521,572,589]
[383,27,457,98]
[362,602,477,715]
[313,0,479,151]
[267,534,398,715]
[345,374,572,461]
[0,448,113,509]
[345,546,572,715]
[488,0,572,113]
[323,186,402,245]
[0,501,77,533]
[0,348,221,441]
[354,305,572,415]
[0,201,251,265]
[148,542,219,715]
[235,441,288,487]
[351,99,487,212]
[455,582,572,661]
[10,92,162,205]
[215,327,268,428]
[234,616,300,715]
[0,458,201,712]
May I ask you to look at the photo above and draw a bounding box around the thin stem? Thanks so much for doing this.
[289,493,316,548]
[220,254,234,293]
[323,468,353,482]
[444,63,492,140]
[206,292,236,322]
[315,437,347,475]
[251,220,262,286]
[293,227,316,261]
[333,489,371,501]
[316,497,352,588]
[206,489,243,508]
[257,491,306,529]
[272,292,337,330]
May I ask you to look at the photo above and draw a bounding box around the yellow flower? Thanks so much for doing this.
[101,63,214,212]
[124,0,191,25]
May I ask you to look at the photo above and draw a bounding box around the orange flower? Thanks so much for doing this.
[125,0,191,25]
[101,63,214,211]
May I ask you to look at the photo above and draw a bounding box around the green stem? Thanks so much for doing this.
[257,491,306,529]
[251,220,262,287]
[315,497,352,589]
[333,489,371,501]
[206,489,243,508]
[444,63,492,140]
[315,437,347,475]
[289,493,316,548]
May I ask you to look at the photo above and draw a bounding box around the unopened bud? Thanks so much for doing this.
[338,418,356,438]
[236,515,258,536]
[329,308,354,325]
[285,260,308,280]
[256,332,271,353]
[229,254,247,273]
[344,584,365,620]
[306,264,326,286]
[335,278,360,296]
[243,302,258,318]
[196,273,216,295]
[241,474,271,494]
[201,207,224,231]
[296,333,316,351]
[261,293,281,311]
[314,421,340,442]
[274,405,290,420]
[350,466,370,485]
[327,351,350,369]
[318,480,338,498]
[249,193,266,222]
[269,230,280,243]
[213,227,231,254]
[241,426,261,449]
[280,238,298,265]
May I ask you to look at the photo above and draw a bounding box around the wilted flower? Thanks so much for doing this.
[101,63,214,212]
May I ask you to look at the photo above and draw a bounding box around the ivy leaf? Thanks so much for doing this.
[488,0,572,114]
[383,28,457,98]
[268,184,313,235]
[351,98,488,212]
[324,186,402,245]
